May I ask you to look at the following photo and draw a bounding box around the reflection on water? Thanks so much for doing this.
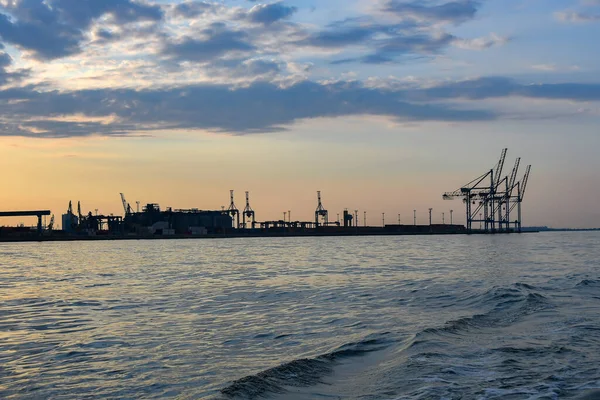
[1,233,600,399]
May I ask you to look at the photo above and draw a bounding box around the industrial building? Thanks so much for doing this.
[123,203,233,235]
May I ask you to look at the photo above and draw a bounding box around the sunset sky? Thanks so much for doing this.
[0,0,599,228]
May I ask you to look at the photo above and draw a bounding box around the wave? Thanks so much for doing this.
[220,333,391,399]
[416,284,551,339]
[576,279,600,287]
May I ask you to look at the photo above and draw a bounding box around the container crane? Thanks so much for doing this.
[443,148,529,233]
[315,191,328,227]
[226,190,240,229]
[242,191,256,229]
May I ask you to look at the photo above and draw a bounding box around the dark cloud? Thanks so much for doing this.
[247,2,298,25]
[405,77,600,102]
[1,77,599,138]
[162,25,255,62]
[299,18,455,64]
[172,1,216,18]
[384,0,480,24]
[300,25,379,48]
[0,80,494,138]
[0,50,29,85]
[0,0,163,60]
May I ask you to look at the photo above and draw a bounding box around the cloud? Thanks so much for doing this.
[0,80,495,138]
[2,76,600,138]
[171,1,216,18]
[531,64,556,71]
[329,31,457,64]
[0,0,163,60]
[162,24,255,62]
[406,77,600,102]
[452,33,509,50]
[247,2,298,25]
[0,48,29,85]
[383,0,480,24]
[298,18,461,64]
[554,10,600,23]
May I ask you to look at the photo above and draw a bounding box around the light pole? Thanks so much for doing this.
[442,212,445,225]
[398,213,401,225]
[283,212,286,224]
[413,210,416,226]
[429,208,433,226]
[450,209,453,225]
[288,210,291,223]
[382,212,385,227]
[364,211,367,227]
[354,210,358,227]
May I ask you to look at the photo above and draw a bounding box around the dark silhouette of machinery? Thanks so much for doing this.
[315,191,328,227]
[443,148,531,233]
[227,190,240,229]
[242,191,256,229]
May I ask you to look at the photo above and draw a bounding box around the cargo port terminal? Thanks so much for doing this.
[0,149,532,242]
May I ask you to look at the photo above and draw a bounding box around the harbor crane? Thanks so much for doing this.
[120,193,133,216]
[443,148,531,233]
[315,191,329,227]
[242,191,256,229]
[227,190,240,229]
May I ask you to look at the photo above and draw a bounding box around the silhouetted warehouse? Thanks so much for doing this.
[124,204,233,234]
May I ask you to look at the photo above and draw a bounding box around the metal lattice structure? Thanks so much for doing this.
[315,191,328,227]
[226,190,240,229]
[242,191,256,229]
[443,149,531,233]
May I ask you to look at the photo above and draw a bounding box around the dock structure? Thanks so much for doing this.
[0,210,51,235]
[0,149,533,241]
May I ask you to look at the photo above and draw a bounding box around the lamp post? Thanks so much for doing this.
[429,208,433,226]
[364,211,367,227]
[413,210,416,226]
[442,212,445,225]
[450,209,453,225]
[382,212,385,227]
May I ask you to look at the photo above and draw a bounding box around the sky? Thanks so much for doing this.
[0,0,599,229]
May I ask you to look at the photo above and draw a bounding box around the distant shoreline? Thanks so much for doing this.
[0,229,541,243]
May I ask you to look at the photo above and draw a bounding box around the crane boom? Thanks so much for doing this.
[508,157,521,194]
[120,193,129,216]
[494,148,507,190]
[520,165,531,200]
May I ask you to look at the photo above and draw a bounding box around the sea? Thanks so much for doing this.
[1,232,600,399]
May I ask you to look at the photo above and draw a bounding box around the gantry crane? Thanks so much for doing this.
[443,149,530,233]
[242,191,256,229]
[508,164,531,232]
[227,190,240,229]
[315,191,328,227]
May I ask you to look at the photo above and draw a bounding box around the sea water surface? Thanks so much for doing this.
[1,232,600,399]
